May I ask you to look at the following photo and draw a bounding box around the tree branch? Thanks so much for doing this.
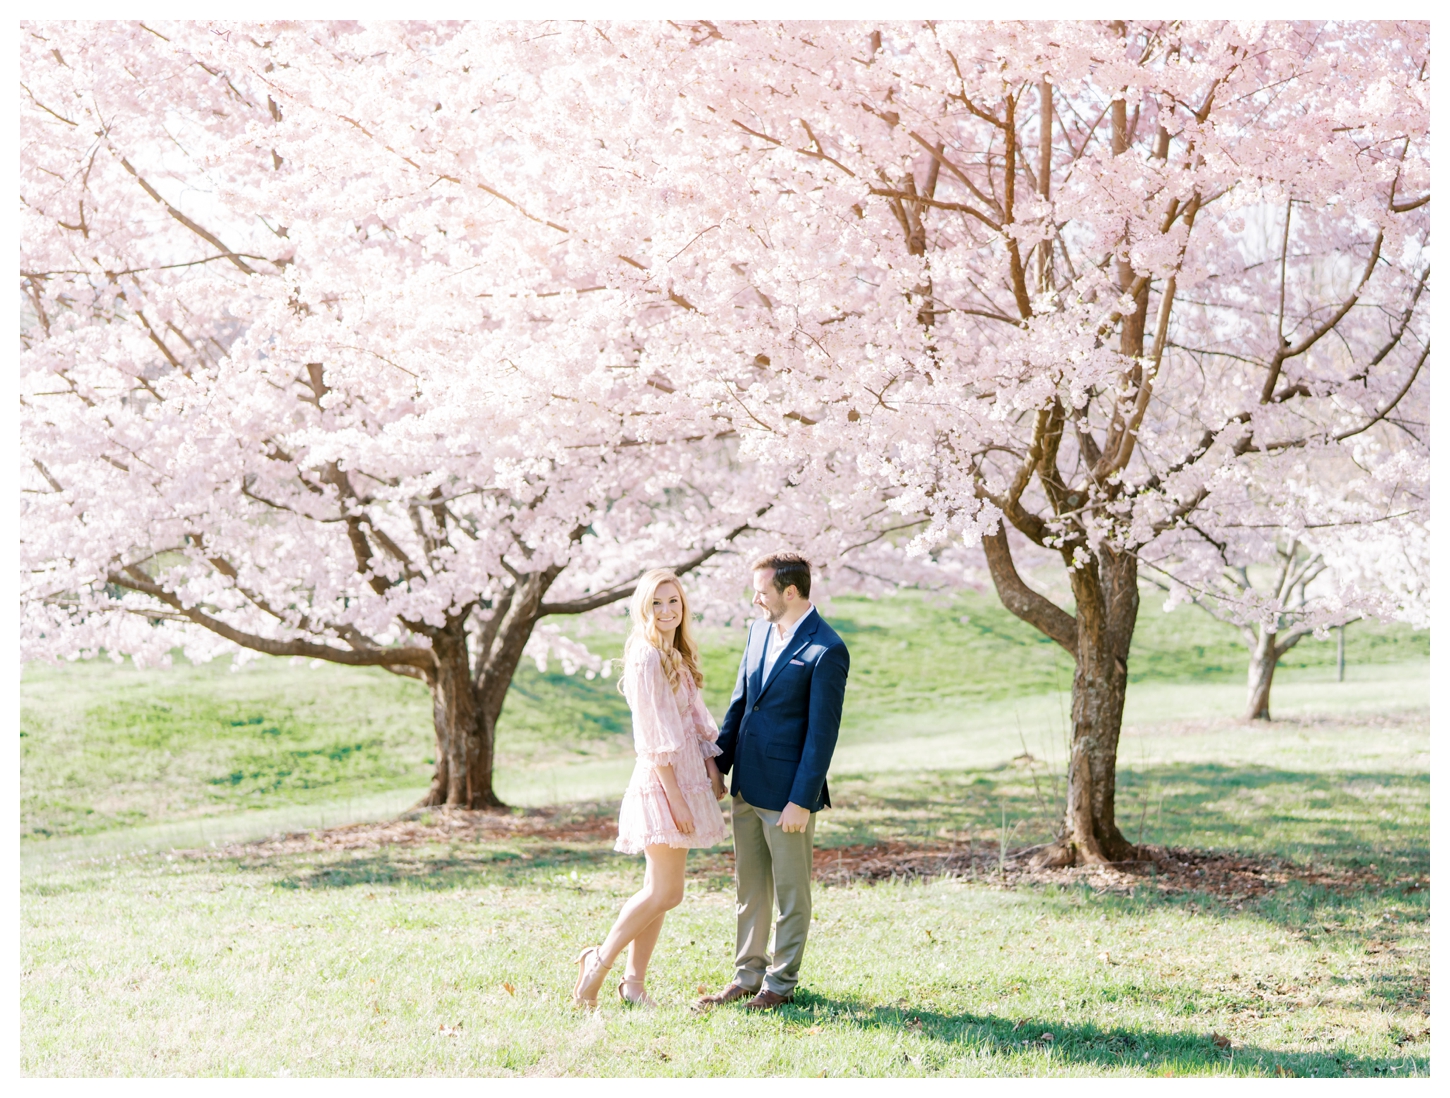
[538,509,770,616]
[108,567,433,671]
[118,157,257,274]
[980,525,1077,657]
[1334,340,1429,443]
[1260,231,1383,403]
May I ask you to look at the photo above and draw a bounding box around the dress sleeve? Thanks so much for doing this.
[689,686,722,758]
[622,647,693,768]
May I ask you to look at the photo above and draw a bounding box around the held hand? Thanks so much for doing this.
[704,757,727,801]
[777,802,811,833]
[669,796,696,835]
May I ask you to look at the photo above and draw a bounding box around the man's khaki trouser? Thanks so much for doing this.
[731,795,816,996]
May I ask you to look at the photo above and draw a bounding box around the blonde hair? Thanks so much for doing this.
[622,568,704,692]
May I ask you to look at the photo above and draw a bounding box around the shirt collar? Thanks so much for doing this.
[771,604,815,645]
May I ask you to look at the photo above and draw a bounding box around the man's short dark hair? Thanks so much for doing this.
[752,551,811,600]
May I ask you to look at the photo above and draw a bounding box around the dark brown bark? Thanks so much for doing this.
[980,527,1076,657]
[1058,546,1138,864]
[417,625,506,810]
[1027,78,1146,865]
[417,573,559,810]
[982,529,1139,868]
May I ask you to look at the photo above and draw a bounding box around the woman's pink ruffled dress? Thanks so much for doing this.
[615,643,730,854]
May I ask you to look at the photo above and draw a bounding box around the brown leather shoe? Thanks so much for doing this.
[693,982,754,1011]
[743,988,794,1011]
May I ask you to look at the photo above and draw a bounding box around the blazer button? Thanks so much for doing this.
[752,705,759,711]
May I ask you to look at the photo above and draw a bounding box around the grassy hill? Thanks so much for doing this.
[20,587,1427,841]
[20,588,1429,1077]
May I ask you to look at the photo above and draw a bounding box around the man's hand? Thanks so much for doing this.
[777,802,811,833]
[705,758,727,800]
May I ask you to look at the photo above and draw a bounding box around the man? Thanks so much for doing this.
[697,551,850,1011]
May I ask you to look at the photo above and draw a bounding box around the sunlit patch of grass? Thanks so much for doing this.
[20,589,1427,840]
[21,827,1427,1077]
[19,589,1429,1076]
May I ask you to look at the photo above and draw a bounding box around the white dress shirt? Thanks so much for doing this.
[762,605,816,684]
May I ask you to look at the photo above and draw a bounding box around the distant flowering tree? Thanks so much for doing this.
[532,19,1428,864]
[1153,511,1428,721]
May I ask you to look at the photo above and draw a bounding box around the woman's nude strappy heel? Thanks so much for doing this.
[572,946,611,1008]
[618,978,659,1008]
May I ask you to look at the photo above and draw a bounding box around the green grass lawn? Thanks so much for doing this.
[19,588,1429,1076]
[21,719,1429,1077]
[20,588,1427,839]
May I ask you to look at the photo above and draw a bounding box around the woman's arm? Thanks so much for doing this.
[653,764,695,834]
[624,648,691,766]
[704,756,726,800]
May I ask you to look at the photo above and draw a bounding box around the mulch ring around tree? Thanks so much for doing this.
[199,803,619,858]
[812,841,1392,902]
[192,805,1399,904]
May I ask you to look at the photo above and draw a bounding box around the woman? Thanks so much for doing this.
[571,569,729,1008]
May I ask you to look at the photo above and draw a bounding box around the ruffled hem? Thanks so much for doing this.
[615,784,729,855]
[635,736,718,771]
[636,748,689,769]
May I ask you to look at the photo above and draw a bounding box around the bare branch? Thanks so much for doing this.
[108,567,432,671]
[118,157,257,274]
[1261,231,1383,403]
[539,508,770,616]
[1334,339,1429,443]
[980,524,1077,657]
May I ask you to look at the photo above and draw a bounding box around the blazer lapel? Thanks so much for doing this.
[746,620,768,702]
[755,611,821,705]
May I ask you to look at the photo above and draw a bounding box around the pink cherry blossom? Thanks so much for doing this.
[21,22,1427,834]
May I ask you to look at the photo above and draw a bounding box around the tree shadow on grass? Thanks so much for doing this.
[830,763,1428,879]
[261,843,626,891]
[254,842,737,893]
[771,993,1425,1078]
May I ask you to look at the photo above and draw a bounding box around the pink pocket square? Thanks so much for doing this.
[789,658,806,665]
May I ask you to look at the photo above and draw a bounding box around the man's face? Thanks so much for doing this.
[752,568,789,623]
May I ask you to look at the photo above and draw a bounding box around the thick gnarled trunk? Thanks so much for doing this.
[983,530,1141,867]
[1051,547,1139,865]
[419,628,504,810]
[417,569,561,810]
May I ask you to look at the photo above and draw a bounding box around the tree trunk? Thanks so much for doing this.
[1244,627,1309,721]
[1031,547,1140,867]
[984,527,1141,867]
[418,626,505,810]
[1245,629,1278,721]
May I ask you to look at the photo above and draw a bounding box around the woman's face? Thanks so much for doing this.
[650,582,683,633]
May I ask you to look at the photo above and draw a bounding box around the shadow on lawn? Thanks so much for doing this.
[262,843,624,891]
[831,763,1428,878]
[773,993,1425,1078]
[213,759,1425,944]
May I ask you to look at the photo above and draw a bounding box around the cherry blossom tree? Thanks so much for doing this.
[1153,515,1428,721]
[20,22,923,809]
[22,21,1429,855]
[562,19,1430,864]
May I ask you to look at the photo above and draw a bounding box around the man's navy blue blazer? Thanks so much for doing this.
[715,609,850,814]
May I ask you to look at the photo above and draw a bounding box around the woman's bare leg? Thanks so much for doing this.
[579,845,686,999]
[624,912,667,983]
